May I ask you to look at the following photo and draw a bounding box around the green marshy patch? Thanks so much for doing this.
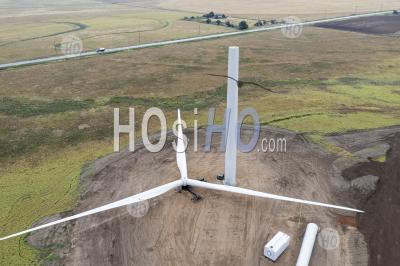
[106,85,226,111]
[269,112,400,135]
[263,112,324,124]
[242,76,400,155]
[0,98,96,117]
[0,85,226,118]
[373,154,386,162]
[335,77,400,87]
[249,76,400,91]
[306,134,353,157]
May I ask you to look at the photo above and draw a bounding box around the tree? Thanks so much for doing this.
[222,14,227,18]
[208,11,215,18]
[238,20,248,30]
[216,20,222,25]
[206,18,211,24]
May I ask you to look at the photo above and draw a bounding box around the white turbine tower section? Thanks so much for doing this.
[224,46,239,186]
[296,223,319,266]
[176,109,188,185]
[0,111,363,244]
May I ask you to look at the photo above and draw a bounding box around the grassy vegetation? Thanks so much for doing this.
[2,73,398,159]
[0,140,113,265]
[244,76,400,153]
[0,98,95,117]
[106,85,225,111]
[0,87,226,158]
[270,111,399,134]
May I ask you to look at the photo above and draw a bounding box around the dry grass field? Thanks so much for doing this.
[0,4,228,63]
[159,0,400,15]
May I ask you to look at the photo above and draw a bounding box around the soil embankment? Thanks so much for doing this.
[351,134,400,266]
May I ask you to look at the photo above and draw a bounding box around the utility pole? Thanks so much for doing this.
[54,40,57,55]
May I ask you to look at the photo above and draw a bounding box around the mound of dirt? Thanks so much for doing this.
[28,127,365,266]
[331,127,400,266]
[353,134,400,266]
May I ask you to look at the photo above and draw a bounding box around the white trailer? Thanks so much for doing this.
[296,223,319,266]
[264,231,290,261]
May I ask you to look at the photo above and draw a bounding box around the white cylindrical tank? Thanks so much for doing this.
[296,223,319,266]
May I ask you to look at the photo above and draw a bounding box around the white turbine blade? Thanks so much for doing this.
[0,180,183,241]
[176,109,188,180]
[187,179,363,213]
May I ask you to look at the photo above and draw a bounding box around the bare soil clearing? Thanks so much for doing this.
[28,127,366,265]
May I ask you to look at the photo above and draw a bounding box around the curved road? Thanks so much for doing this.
[0,10,393,70]
[0,22,88,48]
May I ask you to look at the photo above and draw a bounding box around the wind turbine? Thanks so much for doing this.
[0,49,363,243]
[0,109,362,242]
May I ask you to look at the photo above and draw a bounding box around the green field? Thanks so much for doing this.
[1,8,400,265]
[0,141,113,264]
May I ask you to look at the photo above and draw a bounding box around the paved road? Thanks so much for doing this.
[0,10,393,70]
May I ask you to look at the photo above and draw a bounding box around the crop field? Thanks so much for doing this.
[317,15,400,34]
[1,2,400,264]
